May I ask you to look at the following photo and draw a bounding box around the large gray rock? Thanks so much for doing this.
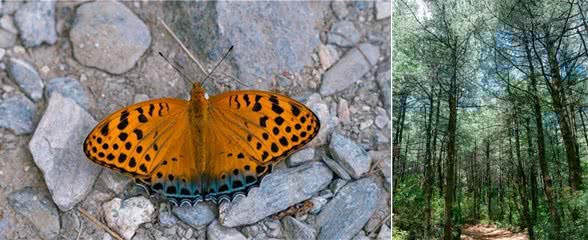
[165,2,325,89]
[70,1,151,74]
[317,178,382,240]
[14,1,57,47]
[45,77,91,110]
[207,220,247,240]
[329,132,372,179]
[219,162,332,227]
[320,43,380,96]
[7,58,44,102]
[103,197,155,240]
[172,202,217,227]
[282,216,316,240]
[322,155,352,180]
[7,187,60,240]
[0,94,36,135]
[28,93,102,211]
[327,21,360,47]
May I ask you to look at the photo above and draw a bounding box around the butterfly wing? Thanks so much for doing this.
[199,90,320,201]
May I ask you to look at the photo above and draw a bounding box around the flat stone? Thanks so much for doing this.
[320,43,380,96]
[307,102,338,147]
[318,44,340,71]
[329,178,348,194]
[98,170,132,195]
[1,15,19,34]
[281,216,316,240]
[0,28,16,48]
[207,220,247,240]
[70,1,151,74]
[317,178,382,240]
[172,202,217,227]
[374,114,389,129]
[287,148,315,167]
[377,59,391,114]
[165,2,325,89]
[364,192,391,234]
[331,1,349,19]
[308,195,328,215]
[0,94,36,135]
[7,58,44,102]
[7,187,60,240]
[45,77,91,109]
[378,224,391,240]
[375,1,392,20]
[28,93,102,211]
[338,98,351,124]
[103,197,155,240]
[322,155,352,180]
[2,1,23,16]
[158,203,178,227]
[219,162,332,227]
[329,132,372,179]
[327,21,360,47]
[14,1,57,47]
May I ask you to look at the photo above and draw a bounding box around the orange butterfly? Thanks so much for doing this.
[83,22,320,205]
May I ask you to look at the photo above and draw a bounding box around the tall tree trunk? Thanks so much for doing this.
[443,78,458,240]
[546,40,582,191]
[579,108,588,149]
[486,140,492,220]
[525,30,562,239]
[438,138,446,195]
[393,95,408,192]
[515,121,533,239]
[424,92,435,238]
[525,119,537,240]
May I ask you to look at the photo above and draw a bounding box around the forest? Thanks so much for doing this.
[392,0,588,239]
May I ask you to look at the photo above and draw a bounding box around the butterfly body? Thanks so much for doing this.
[84,83,320,205]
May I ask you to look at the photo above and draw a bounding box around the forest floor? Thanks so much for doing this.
[461,224,529,240]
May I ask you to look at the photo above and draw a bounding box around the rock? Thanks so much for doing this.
[263,219,283,238]
[322,155,352,180]
[281,216,316,240]
[307,102,338,147]
[375,1,392,20]
[287,148,315,167]
[352,230,371,240]
[207,220,247,240]
[98,170,131,195]
[331,1,349,19]
[14,1,57,47]
[133,94,150,103]
[7,187,60,240]
[2,1,23,16]
[1,15,19,34]
[338,98,351,124]
[46,77,91,109]
[317,178,382,240]
[377,224,391,240]
[329,178,348,194]
[359,119,373,130]
[320,43,380,96]
[374,114,389,129]
[377,59,391,113]
[329,132,372,179]
[0,28,16,48]
[318,44,340,70]
[103,197,155,240]
[327,21,360,47]
[219,162,332,227]
[308,195,328,214]
[369,150,391,191]
[0,94,36,135]
[28,93,102,211]
[158,203,178,227]
[7,58,44,102]
[70,1,151,74]
[166,2,325,89]
[172,202,217,227]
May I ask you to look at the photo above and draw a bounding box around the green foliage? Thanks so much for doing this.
[393,176,425,236]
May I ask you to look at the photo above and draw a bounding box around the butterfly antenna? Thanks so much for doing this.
[201,46,233,86]
[159,19,207,75]
[158,52,194,86]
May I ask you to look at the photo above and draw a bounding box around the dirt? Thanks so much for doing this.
[461,224,529,240]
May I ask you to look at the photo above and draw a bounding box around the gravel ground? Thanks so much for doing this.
[0,1,391,240]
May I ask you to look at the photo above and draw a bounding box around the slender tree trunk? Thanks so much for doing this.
[393,95,408,192]
[424,92,435,238]
[525,30,562,239]
[515,121,533,239]
[525,119,537,240]
[579,108,588,149]
[438,138,445,196]
[486,140,492,220]
[546,40,582,191]
[443,77,458,240]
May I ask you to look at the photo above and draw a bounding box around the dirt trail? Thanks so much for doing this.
[461,224,528,240]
